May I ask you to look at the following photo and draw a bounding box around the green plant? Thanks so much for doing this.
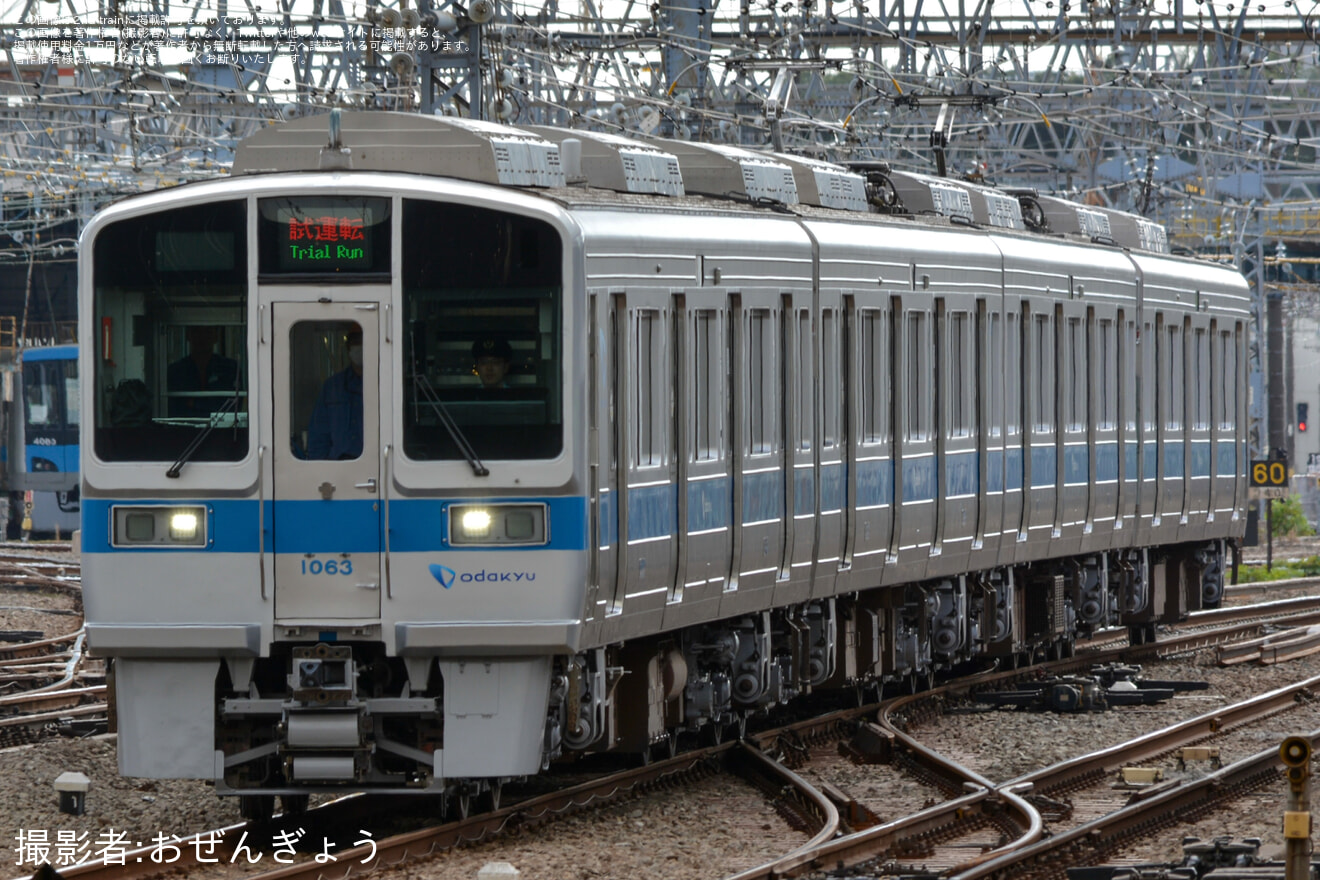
[1270,495,1316,538]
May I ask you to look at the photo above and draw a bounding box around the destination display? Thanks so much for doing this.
[258,196,390,276]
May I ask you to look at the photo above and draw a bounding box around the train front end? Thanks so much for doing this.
[79,165,584,814]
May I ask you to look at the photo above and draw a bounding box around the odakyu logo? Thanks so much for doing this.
[428,563,537,589]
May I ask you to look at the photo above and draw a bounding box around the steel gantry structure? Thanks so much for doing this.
[2,0,1319,241]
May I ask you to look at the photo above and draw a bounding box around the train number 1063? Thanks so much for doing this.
[301,557,354,575]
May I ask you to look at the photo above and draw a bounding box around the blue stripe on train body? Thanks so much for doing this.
[1216,440,1236,477]
[81,497,590,553]
[1164,441,1185,479]
[1095,443,1119,483]
[1063,446,1089,486]
[856,459,894,507]
[1030,446,1056,488]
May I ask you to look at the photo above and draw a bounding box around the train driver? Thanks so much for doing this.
[167,325,239,417]
[305,327,364,460]
[472,336,513,390]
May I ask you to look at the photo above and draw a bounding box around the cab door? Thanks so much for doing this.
[272,301,382,620]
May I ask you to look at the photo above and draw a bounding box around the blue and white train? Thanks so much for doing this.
[80,112,1249,818]
[10,344,80,537]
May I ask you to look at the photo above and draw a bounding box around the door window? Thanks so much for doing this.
[288,321,364,461]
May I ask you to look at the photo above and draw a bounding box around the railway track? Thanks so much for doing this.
[0,548,81,601]
[0,630,106,748]
[6,581,1320,880]
[0,550,98,748]
[733,665,1320,878]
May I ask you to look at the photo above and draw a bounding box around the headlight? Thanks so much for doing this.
[169,512,199,540]
[460,509,493,538]
[112,506,207,547]
[449,504,547,545]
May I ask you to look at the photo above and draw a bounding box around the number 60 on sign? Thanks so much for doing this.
[1250,459,1288,488]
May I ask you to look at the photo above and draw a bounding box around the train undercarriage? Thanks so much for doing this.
[208,538,1229,821]
[547,539,1230,763]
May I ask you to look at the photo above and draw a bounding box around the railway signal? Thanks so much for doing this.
[1280,736,1312,880]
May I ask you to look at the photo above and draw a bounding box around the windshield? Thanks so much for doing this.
[92,200,248,462]
[23,358,74,430]
[401,200,563,461]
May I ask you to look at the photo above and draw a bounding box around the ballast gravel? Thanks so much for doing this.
[4,559,1320,877]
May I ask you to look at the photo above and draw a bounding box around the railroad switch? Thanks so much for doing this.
[840,722,894,764]
[974,665,1207,713]
[54,771,89,815]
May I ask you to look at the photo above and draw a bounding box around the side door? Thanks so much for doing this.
[271,300,382,620]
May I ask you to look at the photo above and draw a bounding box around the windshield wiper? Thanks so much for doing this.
[412,369,489,477]
[166,396,240,479]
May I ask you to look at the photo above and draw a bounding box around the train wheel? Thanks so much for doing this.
[239,795,274,823]
[456,792,471,820]
[486,780,502,811]
[279,794,309,817]
[734,713,748,741]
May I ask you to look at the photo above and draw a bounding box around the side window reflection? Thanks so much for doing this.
[290,321,363,460]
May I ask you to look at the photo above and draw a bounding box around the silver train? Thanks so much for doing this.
[80,112,1248,817]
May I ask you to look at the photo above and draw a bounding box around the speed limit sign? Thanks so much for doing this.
[1246,461,1288,496]
[1250,459,1289,489]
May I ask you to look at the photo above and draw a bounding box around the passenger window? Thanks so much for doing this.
[634,309,665,468]
[1193,327,1209,431]
[905,312,930,442]
[1142,321,1156,433]
[988,312,1002,439]
[822,310,842,449]
[289,320,364,461]
[947,311,972,439]
[1065,316,1085,433]
[1218,330,1235,431]
[692,310,722,462]
[797,311,813,452]
[860,309,889,444]
[1165,324,1184,431]
[1032,313,1054,434]
[1005,311,1021,436]
[1097,318,1116,431]
[747,309,776,455]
